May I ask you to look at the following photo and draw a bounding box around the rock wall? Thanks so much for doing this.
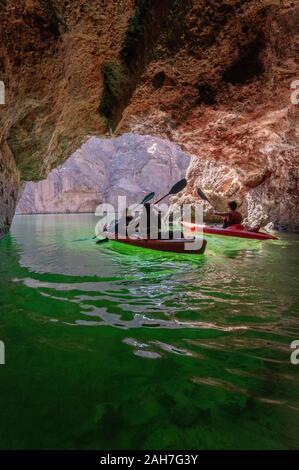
[116,0,299,230]
[0,0,135,179]
[16,133,189,214]
[1,0,299,232]
[173,106,299,230]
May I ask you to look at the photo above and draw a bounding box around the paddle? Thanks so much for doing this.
[154,178,187,205]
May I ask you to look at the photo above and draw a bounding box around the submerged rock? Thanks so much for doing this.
[16,133,189,214]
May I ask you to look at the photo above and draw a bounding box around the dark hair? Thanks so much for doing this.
[228,201,237,211]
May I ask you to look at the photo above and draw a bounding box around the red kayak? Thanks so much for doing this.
[112,237,207,254]
[182,222,278,241]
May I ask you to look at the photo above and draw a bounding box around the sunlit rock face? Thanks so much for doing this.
[16,133,189,214]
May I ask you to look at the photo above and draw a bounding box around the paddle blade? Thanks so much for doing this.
[169,178,187,195]
[197,187,209,202]
[140,192,155,205]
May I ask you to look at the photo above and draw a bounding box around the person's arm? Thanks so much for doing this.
[214,211,230,217]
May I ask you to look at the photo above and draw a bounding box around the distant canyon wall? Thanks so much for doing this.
[16,134,189,214]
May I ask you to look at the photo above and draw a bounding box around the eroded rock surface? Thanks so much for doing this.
[174,106,299,230]
[16,134,189,214]
[0,145,19,238]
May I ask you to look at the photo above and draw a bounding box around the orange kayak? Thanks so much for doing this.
[182,222,278,241]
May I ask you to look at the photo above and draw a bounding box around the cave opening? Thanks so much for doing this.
[13,133,191,217]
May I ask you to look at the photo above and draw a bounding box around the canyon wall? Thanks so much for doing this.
[1,0,299,234]
[16,133,189,214]
[0,143,19,238]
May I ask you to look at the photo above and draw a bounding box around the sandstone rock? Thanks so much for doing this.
[1,1,299,232]
[179,106,299,230]
[16,133,190,214]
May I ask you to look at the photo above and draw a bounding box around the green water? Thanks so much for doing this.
[0,214,299,450]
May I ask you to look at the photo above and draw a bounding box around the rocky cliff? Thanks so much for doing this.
[16,133,189,214]
[0,0,299,234]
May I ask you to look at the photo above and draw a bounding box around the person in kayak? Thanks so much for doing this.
[214,201,243,228]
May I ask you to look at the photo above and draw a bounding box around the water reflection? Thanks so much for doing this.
[10,215,299,334]
[7,214,299,424]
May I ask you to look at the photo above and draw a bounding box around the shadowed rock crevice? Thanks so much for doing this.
[99,0,191,129]
[0,1,299,234]
[37,0,66,35]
